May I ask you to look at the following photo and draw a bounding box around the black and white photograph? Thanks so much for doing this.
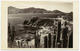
[8,2,73,48]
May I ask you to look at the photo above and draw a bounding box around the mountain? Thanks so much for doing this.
[8,6,20,14]
[8,6,65,14]
[52,10,64,13]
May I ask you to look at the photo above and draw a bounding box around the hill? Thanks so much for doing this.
[8,6,65,14]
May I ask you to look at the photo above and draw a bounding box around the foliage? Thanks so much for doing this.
[23,20,28,25]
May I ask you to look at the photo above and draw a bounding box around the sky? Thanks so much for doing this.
[8,1,73,13]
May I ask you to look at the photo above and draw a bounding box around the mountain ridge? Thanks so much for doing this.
[8,6,66,14]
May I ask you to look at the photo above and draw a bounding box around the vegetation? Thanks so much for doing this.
[67,12,73,21]
[23,20,28,25]
[62,12,73,21]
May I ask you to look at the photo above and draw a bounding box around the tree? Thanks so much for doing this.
[30,17,38,25]
[67,12,73,21]
[23,20,28,25]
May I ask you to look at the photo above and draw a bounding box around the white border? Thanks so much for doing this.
[0,0,80,51]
